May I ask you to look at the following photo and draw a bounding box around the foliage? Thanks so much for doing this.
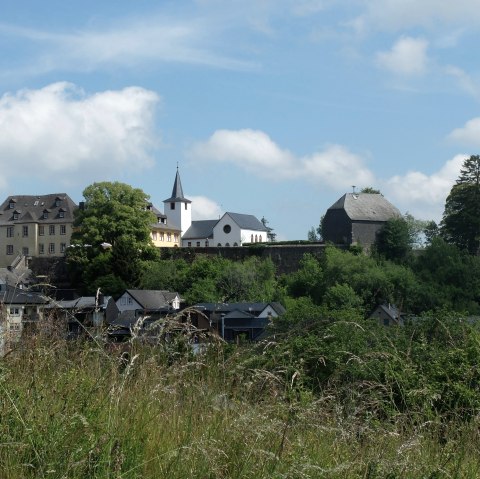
[361,186,381,194]
[374,217,412,262]
[67,182,157,294]
[441,154,480,254]
[260,216,276,242]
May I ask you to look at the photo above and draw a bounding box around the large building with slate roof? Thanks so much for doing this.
[322,193,401,248]
[0,193,77,268]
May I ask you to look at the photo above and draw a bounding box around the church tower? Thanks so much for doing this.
[163,167,192,236]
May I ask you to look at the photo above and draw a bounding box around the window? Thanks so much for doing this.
[60,225,66,235]
[167,233,172,242]
[225,243,230,247]
[223,224,231,234]
[8,201,15,209]
[60,243,66,253]
[196,241,200,247]
[152,231,158,240]
[217,243,222,247]
[13,213,19,220]
[49,225,55,235]
[55,200,60,207]
[49,243,55,254]
[43,212,48,219]
[11,323,21,330]
[22,226,28,237]
[233,242,238,246]
[34,200,39,206]
[6,226,13,238]
[205,240,209,247]
[185,203,188,210]
[22,247,29,256]
[39,244,45,254]
[251,234,254,242]
[6,245,13,255]
[259,235,262,242]
[39,226,45,236]
[59,211,64,218]
[160,233,164,241]
[174,234,179,242]
[255,235,258,242]
[170,202,175,210]
[188,242,192,247]
[9,308,20,316]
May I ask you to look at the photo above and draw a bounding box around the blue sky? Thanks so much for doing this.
[1,0,479,240]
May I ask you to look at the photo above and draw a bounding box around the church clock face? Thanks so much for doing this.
[223,224,231,234]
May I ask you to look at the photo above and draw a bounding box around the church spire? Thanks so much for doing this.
[164,166,191,203]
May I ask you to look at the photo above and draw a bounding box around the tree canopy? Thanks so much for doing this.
[441,154,480,254]
[67,182,157,294]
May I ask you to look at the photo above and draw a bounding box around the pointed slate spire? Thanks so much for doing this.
[164,166,191,203]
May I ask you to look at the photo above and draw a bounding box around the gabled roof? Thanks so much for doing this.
[182,220,218,240]
[163,168,192,204]
[193,302,285,316]
[46,296,112,310]
[222,212,268,231]
[0,193,77,225]
[223,309,255,320]
[0,285,47,305]
[327,193,401,222]
[124,290,179,309]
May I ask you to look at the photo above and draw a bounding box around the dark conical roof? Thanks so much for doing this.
[163,168,191,203]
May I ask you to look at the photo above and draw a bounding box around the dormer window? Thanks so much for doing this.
[8,201,15,209]
[13,212,19,220]
[43,212,48,219]
[54,197,62,207]
[59,211,64,218]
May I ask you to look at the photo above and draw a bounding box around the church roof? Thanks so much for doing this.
[327,193,401,222]
[163,168,192,204]
[182,220,218,240]
[223,212,268,231]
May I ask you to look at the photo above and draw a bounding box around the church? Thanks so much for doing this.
[158,168,270,248]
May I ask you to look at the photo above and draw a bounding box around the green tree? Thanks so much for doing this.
[441,154,480,254]
[374,217,412,262]
[67,182,157,294]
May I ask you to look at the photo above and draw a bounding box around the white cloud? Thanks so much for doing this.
[0,82,159,186]
[190,129,298,179]
[448,117,480,147]
[303,145,375,189]
[376,37,429,76]
[383,154,466,220]
[0,15,256,75]
[190,129,374,188]
[190,195,223,220]
[353,0,480,32]
[444,66,480,101]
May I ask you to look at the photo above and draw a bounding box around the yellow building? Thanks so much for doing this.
[147,204,181,248]
[0,194,77,268]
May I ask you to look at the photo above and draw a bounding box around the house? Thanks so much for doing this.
[147,203,181,248]
[0,193,77,268]
[322,192,401,249]
[182,213,269,247]
[369,304,404,326]
[0,284,48,352]
[116,289,182,315]
[191,302,286,341]
[46,294,118,337]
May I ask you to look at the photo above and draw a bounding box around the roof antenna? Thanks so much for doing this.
[352,185,356,194]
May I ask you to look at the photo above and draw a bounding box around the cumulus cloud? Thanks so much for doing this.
[448,117,480,147]
[190,195,223,220]
[190,129,374,188]
[383,154,466,220]
[0,82,159,186]
[376,37,429,76]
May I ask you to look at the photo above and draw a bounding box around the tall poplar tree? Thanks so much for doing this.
[441,155,480,254]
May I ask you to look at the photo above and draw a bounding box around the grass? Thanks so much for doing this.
[1,332,480,478]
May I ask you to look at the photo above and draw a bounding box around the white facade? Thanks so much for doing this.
[212,213,267,247]
[164,200,191,236]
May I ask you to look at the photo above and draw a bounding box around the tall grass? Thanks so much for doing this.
[1,331,480,478]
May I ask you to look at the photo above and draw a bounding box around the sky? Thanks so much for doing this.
[1,0,479,240]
